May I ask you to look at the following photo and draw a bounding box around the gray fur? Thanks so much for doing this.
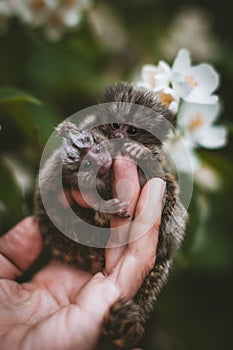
[34,83,187,349]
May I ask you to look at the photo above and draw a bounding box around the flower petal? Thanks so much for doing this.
[181,63,220,103]
[172,48,191,74]
[172,49,220,104]
[194,163,220,191]
[154,73,170,88]
[164,136,199,173]
[168,101,179,114]
[172,71,191,98]
[177,101,221,130]
[60,9,82,27]
[192,63,219,94]
[196,126,227,149]
[158,60,172,75]
[141,64,157,86]
[184,94,218,104]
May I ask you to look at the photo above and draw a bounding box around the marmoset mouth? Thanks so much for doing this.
[97,160,112,176]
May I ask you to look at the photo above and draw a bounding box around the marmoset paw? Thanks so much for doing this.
[108,199,130,218]
[122,141,149,161]
[94,199,129,225]
[97,198,128,215]
[113,208,130,219]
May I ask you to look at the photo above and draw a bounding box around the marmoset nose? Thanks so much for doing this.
[114,131,125,139]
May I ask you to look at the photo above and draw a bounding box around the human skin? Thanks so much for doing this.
[0,157,165,350]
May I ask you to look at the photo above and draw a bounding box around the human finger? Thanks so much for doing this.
[106,155,140,274]
[110,178,166,298]
[70,189,100,209]
[0,216,43,279]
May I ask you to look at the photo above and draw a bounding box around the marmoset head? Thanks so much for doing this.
[97,82,174,147]
[56,121,112,189]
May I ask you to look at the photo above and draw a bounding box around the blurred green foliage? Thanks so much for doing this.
[0,0,232,349]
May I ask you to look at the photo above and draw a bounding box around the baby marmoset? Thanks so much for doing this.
[92,83,187,348]
[34,83,187,349]
[34,124,128,271]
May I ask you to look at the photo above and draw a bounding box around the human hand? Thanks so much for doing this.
[0,158,165,350]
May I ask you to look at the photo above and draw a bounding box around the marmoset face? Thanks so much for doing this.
[98,82,175,146]
[99,122,159,148]
[58,122,112,190]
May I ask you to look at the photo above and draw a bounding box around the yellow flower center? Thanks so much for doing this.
[30,0,46,11]
[61,0,77,8]
[159,93,173,107]
[185,75,198,88]
[188,114,204,131]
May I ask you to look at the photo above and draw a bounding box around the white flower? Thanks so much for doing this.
[164,134,199,173]
[58,8,82,28]
[88,3,127,51]
[0,1,12,16]
[154,86,180,114]
[140,61,172,90]
[160,8,218,62]
[7,0,57,27]
[45,0,91,40]
[172,49,219,104]
[0,0,13,32]
[138,62,179,113]
[3,0,92,39]
[136,48,227,192]
[194,163,221,191]
[165,131,222,192]
[57,0,90,28]
[177,101,227,149]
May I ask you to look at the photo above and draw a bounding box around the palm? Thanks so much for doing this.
[0,262,96,349]
[0,158,165,350]
[0,218,119,350]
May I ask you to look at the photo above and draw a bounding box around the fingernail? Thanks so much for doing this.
[152,177,166,195]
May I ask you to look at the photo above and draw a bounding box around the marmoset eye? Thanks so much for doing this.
[82,159,92,171]
[112,123,120,129]
[127,127,138,135]
[95,144,102,153]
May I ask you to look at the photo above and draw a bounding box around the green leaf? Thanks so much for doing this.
[0,87,41,105]
[0,103,38,143]
[0,157,23,214]
[198,152,233,182]
[30,104,62,144]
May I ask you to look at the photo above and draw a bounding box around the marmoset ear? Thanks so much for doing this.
[56,121,94,149]
[56,121,79,138]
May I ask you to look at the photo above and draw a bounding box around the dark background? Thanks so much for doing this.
[0,1,232,349]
